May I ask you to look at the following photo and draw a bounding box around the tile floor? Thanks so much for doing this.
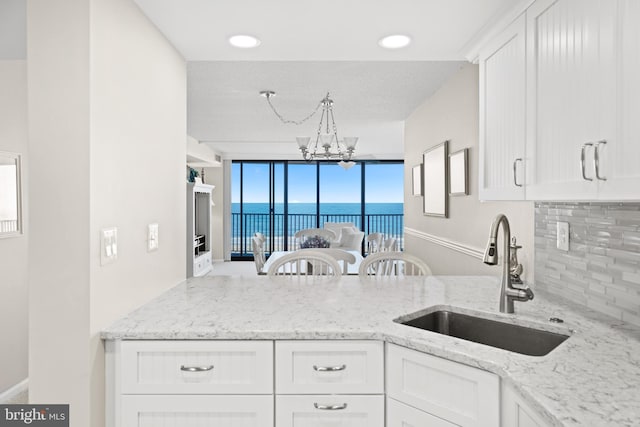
[207,260,257,277]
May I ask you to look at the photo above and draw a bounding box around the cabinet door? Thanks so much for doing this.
[598,0,640,199]
[386,344,499,427]
[501,383,552,427]
[479,14,527,200]
[526,0,617,200]
[121,395,273,427]
[387,397,457,427]
[275,395,384,427]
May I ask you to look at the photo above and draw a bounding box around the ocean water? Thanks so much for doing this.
[232,203,403,215]
[232,203,404,237]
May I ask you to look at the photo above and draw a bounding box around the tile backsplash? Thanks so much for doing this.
[535,202,640,327]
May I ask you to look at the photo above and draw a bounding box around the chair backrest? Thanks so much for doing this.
[358,252,432,277]
[366,233,384,254]
[267,250,342,279]
[254,232,266,245]
[294,228,337,248]
[251,236,265,273]
[299,248,356,275]
[323,222,355,242]
[382,237,397,252]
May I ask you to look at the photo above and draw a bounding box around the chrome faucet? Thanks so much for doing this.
[483,214,534,313]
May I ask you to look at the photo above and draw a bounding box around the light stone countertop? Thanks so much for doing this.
[102,275,640,427]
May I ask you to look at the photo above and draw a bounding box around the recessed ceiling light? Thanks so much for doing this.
[378,34,411,49]
[228,34,261,49]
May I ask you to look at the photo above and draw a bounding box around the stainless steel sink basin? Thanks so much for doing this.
[396,310,570,356]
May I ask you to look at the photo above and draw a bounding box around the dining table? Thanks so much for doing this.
[261,249,364,275]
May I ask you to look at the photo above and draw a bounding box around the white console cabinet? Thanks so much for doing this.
[187,182,214,277]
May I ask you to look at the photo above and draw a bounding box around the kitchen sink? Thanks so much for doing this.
[396,309,570,356]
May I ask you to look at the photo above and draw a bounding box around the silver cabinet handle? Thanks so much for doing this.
[594,140,607,181]
[314,403,348,410]
[313,364,346,372]
[180,365,214,372]
[513,158,523,187]
[581,143,594,181]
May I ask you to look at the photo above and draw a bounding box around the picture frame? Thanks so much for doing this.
[422,140,449,217]
[449,148,469,196]
[411,164,422,196]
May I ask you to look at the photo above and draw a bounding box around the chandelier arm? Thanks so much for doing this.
[265,94,322,125]
[328,107,341,155]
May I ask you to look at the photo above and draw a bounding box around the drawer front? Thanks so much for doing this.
[275,340,383,394]
[121,395,273,427]
[386,344,499,427]
[387,397,457,427]
[275,395,384,427]
[121,340,273,394]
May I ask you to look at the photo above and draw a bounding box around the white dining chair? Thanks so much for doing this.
[251,236,266,274]
[382,236,397,252]
[358,252,432,277]
[366,233,384,254]
[299,248,356,275]
[267,249,342,279]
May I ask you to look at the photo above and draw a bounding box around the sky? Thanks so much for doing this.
[232,162,404,204]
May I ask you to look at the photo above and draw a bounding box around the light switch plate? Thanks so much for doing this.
[101,227,118,265]
[147,223,159,252]
[557,221,569,251]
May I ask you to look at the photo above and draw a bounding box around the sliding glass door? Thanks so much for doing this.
[232,160,403,259]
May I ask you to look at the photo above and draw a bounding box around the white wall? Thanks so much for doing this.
[28,0,186,425]
[0,60,28,395]
[203,166,224,260]
[404,64,535,282]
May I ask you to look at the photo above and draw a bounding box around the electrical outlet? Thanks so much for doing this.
[557,222,569,251]
[147,223,159,252]
[101,227,118,265]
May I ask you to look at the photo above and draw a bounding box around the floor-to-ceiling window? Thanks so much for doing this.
[232,160,403,259]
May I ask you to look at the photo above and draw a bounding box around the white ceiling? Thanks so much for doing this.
[132,0,522,160]
[1,0,523,160]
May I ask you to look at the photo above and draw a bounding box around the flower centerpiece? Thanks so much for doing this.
[300,235,331,249]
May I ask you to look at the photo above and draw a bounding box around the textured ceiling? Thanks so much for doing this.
[188,61,465,159]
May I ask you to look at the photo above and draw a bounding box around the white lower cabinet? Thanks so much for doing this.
[386,343,500,427]
[275,395,384,427]
[121,395,273,427]
[109,340,546,427]
[501,383,552,427]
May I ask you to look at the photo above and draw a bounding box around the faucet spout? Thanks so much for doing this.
[483,214,533,313]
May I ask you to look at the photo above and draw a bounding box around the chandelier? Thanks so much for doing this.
[259,90,358,169]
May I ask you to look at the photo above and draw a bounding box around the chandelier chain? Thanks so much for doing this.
[265,93,323,125]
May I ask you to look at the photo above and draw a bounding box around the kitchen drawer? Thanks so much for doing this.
[120,340,273,394]
[275,340,383,394]
[275,394,384,427]
[386,344,499,427]
[387,397,457,427]
[121,395,273,427]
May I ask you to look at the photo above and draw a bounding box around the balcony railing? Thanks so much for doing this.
[232,212,403,257]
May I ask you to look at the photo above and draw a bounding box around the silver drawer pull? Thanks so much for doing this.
[180,365,214,372]
[313,364,346,372]
[581,143,593,181]
[594,140,607,181]
[513,158,523,187]
[314,403,348,411]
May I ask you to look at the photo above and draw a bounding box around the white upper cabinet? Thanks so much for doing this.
[526,0,618,200]
[600,0,640,199]
[479,14,527,200]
